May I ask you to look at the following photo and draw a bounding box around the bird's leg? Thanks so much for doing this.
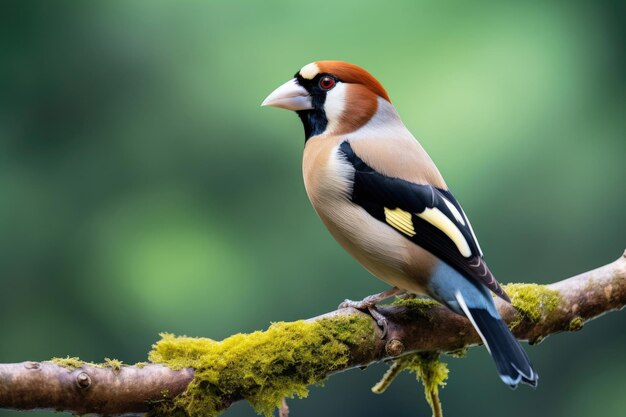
[339,287,404,338]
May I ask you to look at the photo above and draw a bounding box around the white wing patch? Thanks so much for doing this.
[460,208,483,256]
[416,207,472,257]
[441,196,466,226]
[443,196,484,256]
[384,207,416,237]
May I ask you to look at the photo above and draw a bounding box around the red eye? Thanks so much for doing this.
[319,76,335,90]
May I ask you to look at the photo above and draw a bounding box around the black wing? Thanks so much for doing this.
[339,141,509,302]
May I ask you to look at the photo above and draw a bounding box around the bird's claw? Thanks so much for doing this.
[396,292,416,300]
[338,298,368,310]
[338,299,388,339]
[338,289,403,338]
[368,305,389,339]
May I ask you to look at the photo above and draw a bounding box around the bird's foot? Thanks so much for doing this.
[367,305,389,338]
[340,299,389,338]
[339,287,403,338]
[338,287,404,309]
[396,292,416,300]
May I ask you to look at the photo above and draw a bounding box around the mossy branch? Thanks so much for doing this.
[1,251,625,417]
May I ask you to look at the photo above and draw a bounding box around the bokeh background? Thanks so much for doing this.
[1,1,624,416]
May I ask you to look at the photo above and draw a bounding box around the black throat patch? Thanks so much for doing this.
[295,74,329,143]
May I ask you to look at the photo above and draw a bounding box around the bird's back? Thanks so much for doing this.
[341,97,447,189]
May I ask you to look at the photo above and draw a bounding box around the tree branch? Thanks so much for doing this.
[1,251,624,416]
[0,362,194,415]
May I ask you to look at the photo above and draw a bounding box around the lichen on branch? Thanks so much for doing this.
[372,352,449,417]
[148,316,375,417]
[502,283,561,328]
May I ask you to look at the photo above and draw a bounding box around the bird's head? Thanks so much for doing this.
[262,61,391,141]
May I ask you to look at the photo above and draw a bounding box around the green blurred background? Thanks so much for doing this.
[1,1,624,416]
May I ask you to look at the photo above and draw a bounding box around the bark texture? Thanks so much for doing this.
[0,362,193,415]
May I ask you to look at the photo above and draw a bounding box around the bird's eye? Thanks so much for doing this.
[319,76,336,90]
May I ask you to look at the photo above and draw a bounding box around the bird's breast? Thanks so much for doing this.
[302,137,430,294]
[302,137,353,208]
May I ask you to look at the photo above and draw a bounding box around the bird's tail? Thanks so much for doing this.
[455,291,539,388]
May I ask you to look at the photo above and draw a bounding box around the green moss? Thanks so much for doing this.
[148,316,374,417]
[372,352,448,417]
[446,347,468,358]
[104,358,124,371]
[568,316,584,331]
[503,283,560,328]
[50,356,84,370]
[371,360,404,394]
[49,356,141,372]
[390,297,439,317]
[402,352,448,417]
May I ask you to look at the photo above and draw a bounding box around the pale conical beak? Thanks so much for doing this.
[261,78,313,111]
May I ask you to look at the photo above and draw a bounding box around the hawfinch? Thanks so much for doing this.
[262,60,538,388]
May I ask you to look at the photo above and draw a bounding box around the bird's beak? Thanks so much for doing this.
[261,78,313,111]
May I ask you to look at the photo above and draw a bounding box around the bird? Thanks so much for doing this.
[261,60,538,388]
